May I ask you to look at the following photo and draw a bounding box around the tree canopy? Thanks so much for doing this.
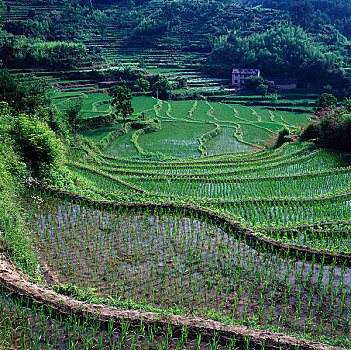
[109,85,134,127]
[205,25,349,89]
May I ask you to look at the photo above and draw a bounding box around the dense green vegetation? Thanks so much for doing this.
[206,25,350,94]
[2,0,350,92]
[2,0,351,348]
[252,0,351,39]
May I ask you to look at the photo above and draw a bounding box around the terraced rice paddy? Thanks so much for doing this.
[74,95,312,159]
[1,89,350,348]
[138,122,213,159]
[13,140,351,348]
[23,194,351,343]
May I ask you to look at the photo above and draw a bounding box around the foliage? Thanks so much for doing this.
[246,76,273,91]
[109,85,134,127]
[314,93,337,112]
[0,32,87,69]
[63,97,84,134]
[152,75,172,99]
[252,0,351,39]
[0,70,49,113]
[0,103,39,276]
[300,99,351,150]
[10,113,64,177]
[264,125,293,149]
[206,25,347,88]
[133,78,150,92]
[130,118,161,132]
[256,84,268,97]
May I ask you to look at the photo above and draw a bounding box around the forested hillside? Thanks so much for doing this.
[1,0,350,93]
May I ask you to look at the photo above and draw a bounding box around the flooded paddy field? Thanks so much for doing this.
[22,194,351,343]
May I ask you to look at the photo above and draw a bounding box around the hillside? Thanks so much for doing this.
[2,0,351,349]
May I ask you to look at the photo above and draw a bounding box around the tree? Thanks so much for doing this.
[256,84,268,98]
[93,10,108,41]
[0,70,49,113]
[289,0,315,29]
[152,76,171,99]
[133,78,150,92]
[109,85,134,127]
[64,97,84,134]
[314,93,337,112]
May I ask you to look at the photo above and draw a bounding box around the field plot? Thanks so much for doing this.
[132,96,157,115]
[206,127,252,155]
[104,131,139,158]
[3,139,351,348]
[138,121,213,158]
[80,125,119,143]
[240,124,272,144]
[22,192,351,345]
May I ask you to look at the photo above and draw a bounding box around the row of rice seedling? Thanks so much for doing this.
[66,164,145,194]
[98,146,309,175]
[97,149,323,178]
[126,170,351,201]
[212,194,351,229]
[22,191,351,344]
[1,287,244,350]
[206,127,253,155]
[97,145,268,167]
[262,224,351,253]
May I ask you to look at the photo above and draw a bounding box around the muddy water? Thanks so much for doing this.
[25,196,351,340]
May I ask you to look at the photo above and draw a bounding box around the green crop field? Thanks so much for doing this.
[2,95,350,348]
[138,121,213,158]
[8,138,349,349]
[63,93,313,161]
[2,0,351,346]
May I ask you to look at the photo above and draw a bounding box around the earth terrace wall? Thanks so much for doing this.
[198,123,222,156]
[33,183,351,267]
[0,183,347,350]
[0,256,341,350]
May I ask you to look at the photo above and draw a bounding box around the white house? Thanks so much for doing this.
[232,68,260,88]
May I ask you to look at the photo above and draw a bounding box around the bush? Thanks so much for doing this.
[265,126,292,149]
[10,114,64,177]
[0,106,38,276]
[273,126,292,148]
[299,122,320,141]
[299,100,351,151]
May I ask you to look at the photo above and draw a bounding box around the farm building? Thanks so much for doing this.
[232,68,260,87]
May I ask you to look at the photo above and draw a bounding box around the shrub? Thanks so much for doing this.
[10,114,64,177]
[299,122,320,141]
[265,126,292,149]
